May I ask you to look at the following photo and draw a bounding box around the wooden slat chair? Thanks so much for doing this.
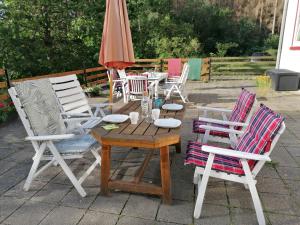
[126,75,155,101]
[185,105,286,225]
[161,63,190,103]
[9,79,101,197]
[49,75,110,120]
[194,88,257,147]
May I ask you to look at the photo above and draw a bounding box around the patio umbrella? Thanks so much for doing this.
[99,0,135,69]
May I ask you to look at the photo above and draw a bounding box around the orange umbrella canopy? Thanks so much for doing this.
[99,0,135,69]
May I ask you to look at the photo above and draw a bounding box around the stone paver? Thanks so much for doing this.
[1,80,300,225]
[30,183,71,204]
[157,200,193,224]
[77,210,118,225]
[39,206,85,225]
[0,197,24,223]
[90,192,129,214]
[3,200,55,225]
[122,195,160,220]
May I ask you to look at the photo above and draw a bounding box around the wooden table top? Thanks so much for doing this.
[92,100,185,149]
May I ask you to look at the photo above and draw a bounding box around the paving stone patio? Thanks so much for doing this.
[1,80,300,225]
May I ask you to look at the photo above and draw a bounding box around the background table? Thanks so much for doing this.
[92,100,185,204]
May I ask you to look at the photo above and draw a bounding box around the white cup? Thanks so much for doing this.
[129,112,139,124]
[152,109,160,121]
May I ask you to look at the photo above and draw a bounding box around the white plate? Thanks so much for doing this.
[102,114,129,123]
[154,118,182,128]
[162,104,183,111]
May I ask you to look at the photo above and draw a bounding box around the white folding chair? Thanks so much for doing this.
[9,79,101,197]
[49,75,111,119]
[186,106,286,225]
[108,69,128,103]
[162,63,189,103]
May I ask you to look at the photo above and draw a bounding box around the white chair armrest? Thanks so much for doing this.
[202,145,271,161]
[165,81,178,84]
[197,106,232,114]
[81,118,102,129]
[63,118,91,123]
[198,117,248,127]
[26,134,75,141]
[90,103,114,108]
[62,113,91,117]
[199,125,244,135]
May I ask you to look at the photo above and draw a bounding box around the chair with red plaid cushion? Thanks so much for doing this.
[186,105,285,225]
[193,88,257,147]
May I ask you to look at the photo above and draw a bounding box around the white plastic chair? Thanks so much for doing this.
[49,75,111,119]
[9,80,101,197]
[126,75,155,101]
[162,63,189,103]
[187,108,285,225]
[194,89,257,147]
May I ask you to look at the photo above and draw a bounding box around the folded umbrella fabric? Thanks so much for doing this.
[167,58,182,78]
[188,58,202,80]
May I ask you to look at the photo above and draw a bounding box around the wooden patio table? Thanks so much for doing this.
[92,100,185,204]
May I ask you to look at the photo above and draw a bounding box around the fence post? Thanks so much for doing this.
[208,58,211,81]
[4,69,11,89]
[160,59,164,72]
[83,69,88,87]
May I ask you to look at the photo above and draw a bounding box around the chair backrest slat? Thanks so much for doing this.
[178,63,189,84]
[117,69,127,80]
[127,76,148,96]
[49,75,93,116]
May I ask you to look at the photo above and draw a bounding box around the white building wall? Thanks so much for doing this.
[279,0,300,72]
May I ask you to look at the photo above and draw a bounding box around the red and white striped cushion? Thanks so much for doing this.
[193,120,229,137]
[229,88,256,128]
[185,141,245,175]
[236,104,284,168]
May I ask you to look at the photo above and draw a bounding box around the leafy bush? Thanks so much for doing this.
[0,0,273,79]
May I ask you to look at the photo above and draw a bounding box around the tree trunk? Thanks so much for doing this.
[259,0,265,31]
[272,0,278,34]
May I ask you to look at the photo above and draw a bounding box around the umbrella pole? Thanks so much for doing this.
[109,69,114,104]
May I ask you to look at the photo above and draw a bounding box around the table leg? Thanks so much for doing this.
[160,146,172,204]
[175,141,181,154]
[101,144,111,195]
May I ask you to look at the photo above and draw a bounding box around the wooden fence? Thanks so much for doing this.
[210,56,276,79]
[0,56,275,107]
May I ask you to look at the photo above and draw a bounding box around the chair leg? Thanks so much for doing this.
[48,142,87,197]
[193,167,201,184]
[241,160,266,225]
[194,154,215,219]
[24,143,46,191]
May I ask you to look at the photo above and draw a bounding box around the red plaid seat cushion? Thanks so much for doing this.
[236,104,284,168]
[193,120,229,137]
[185,141,245,175]
[229,88,256,128]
